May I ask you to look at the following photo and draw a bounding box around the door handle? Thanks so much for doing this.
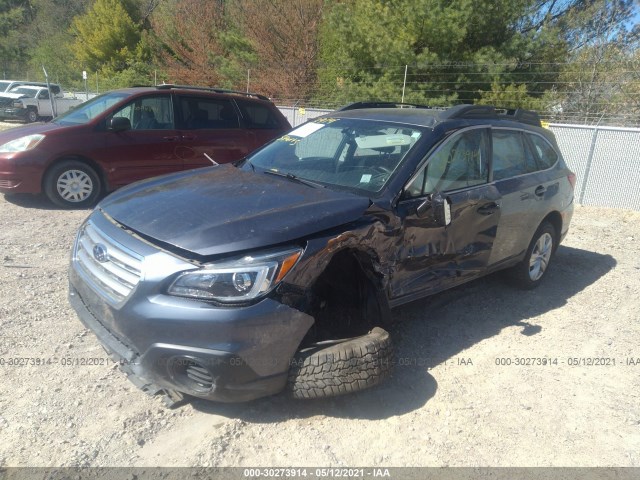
[163,135,180,142]
[181,134,197,141]
[534,186,547,197]
[477,202,500,215]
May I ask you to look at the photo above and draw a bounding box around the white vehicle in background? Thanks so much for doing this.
[0,85,84,123]
[0,80,51,93]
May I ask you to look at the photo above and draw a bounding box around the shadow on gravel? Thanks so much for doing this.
[4,193,59,210]
[190,245,615,421]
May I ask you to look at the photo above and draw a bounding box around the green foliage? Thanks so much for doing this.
[71,0,141,72]
[477,81,546,110]
[0,0,30,74]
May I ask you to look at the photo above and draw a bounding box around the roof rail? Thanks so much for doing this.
[499,108,542,127]
[438,104,498,121]
[338,101,432,111]
[155,84,270,101]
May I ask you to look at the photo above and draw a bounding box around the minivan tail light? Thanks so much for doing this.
[567,172,576,190]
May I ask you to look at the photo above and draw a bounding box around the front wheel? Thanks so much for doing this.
[26,108,38,123]
[509,221,557,289]
[43,160,102,208]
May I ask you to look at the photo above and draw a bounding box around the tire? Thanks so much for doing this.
[509,221,557,289]
[26,108,38,123]
[288,327,393,399]
[43,160,102,208]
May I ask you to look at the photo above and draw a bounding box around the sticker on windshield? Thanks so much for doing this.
[289,122,325,138]
[360,174,372,183]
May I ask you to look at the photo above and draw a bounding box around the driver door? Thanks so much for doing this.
[391,127,501,300]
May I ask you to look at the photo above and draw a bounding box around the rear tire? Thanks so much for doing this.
[43,160,102,208]
[288,327,392,399]
[509,221,557,289]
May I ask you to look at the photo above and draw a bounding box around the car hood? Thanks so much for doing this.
[0,122,62,143]
[99,164,372,257]
[0,92,28,100]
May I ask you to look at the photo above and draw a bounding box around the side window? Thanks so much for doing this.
[112,95,173,130]
[491,130,537,181]
[527,133,559,170]
[235,99,281,129]
[179,97,239,129]
[405,128,489,197]
[38,90,49,100]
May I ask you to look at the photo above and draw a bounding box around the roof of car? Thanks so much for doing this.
[117,85,272,102]
[331,104,543,129]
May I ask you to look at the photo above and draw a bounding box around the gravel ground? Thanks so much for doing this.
[0,120,639,467]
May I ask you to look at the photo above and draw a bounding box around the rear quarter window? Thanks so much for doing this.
[527,133,559,170]
[236,99,282,129]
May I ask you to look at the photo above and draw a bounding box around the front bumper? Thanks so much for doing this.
[1,107,28,122]
[0,153,43,194]
[68,211,314,402]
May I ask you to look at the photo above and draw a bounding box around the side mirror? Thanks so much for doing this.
[416,192,452,226]
[108,116,131,132]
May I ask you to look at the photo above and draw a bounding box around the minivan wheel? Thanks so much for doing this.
[287,327,392,399]
[44,160,102,208]
[510,221,557,289]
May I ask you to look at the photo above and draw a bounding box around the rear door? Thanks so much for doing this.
[101,94,182,188]
[175,95,251,168]
[487,128,562,266]
[392,127,502,300]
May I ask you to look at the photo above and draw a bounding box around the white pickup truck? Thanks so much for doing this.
[0,85,84,123]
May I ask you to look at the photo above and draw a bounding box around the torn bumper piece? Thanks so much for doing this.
[69,280,314,403]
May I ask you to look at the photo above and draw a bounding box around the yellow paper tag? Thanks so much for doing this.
[298,107,306,116]
[541,121,550,129]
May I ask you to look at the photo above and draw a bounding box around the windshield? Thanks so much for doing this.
[52,91,131,126]
[243,118,423,194]
[8,87,38,97]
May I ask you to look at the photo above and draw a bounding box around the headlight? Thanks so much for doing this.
[12,101,24,108]
[0,134,45,153]
[168,248,302,303]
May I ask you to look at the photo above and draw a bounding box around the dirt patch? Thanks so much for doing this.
[0,190,639,467]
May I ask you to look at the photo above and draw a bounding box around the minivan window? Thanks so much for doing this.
[112,95,173,130]
[405,128,488,197]
[53,91,131,126]
[527,133,558,170]
[179,97,239,129]
[236,99,282,129]
[492,130,537,181]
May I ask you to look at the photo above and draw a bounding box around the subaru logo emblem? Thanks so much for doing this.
[93,243,109,263]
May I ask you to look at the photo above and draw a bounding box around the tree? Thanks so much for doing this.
[231,0,325,100]
[71,0,142,72]
[315,0,638,109]
[151,0,252,87]
[0,0,30,78]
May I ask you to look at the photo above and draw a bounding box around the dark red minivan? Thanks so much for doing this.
[0,85,291,207]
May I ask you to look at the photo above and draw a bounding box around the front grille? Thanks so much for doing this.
[0,98,13,108]
[74,221,142,304]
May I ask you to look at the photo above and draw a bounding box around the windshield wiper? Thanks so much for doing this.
[263,169,325,188]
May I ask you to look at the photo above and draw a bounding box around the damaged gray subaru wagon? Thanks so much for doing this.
[69,104,575,405]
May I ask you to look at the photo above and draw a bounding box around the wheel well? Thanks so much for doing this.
[542,211,562,249]
[303,249,389,344]
[42,156,108,192]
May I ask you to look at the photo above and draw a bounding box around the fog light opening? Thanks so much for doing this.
[167,356,215,393]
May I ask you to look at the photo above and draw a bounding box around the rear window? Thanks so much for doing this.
[236,99,282,129]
